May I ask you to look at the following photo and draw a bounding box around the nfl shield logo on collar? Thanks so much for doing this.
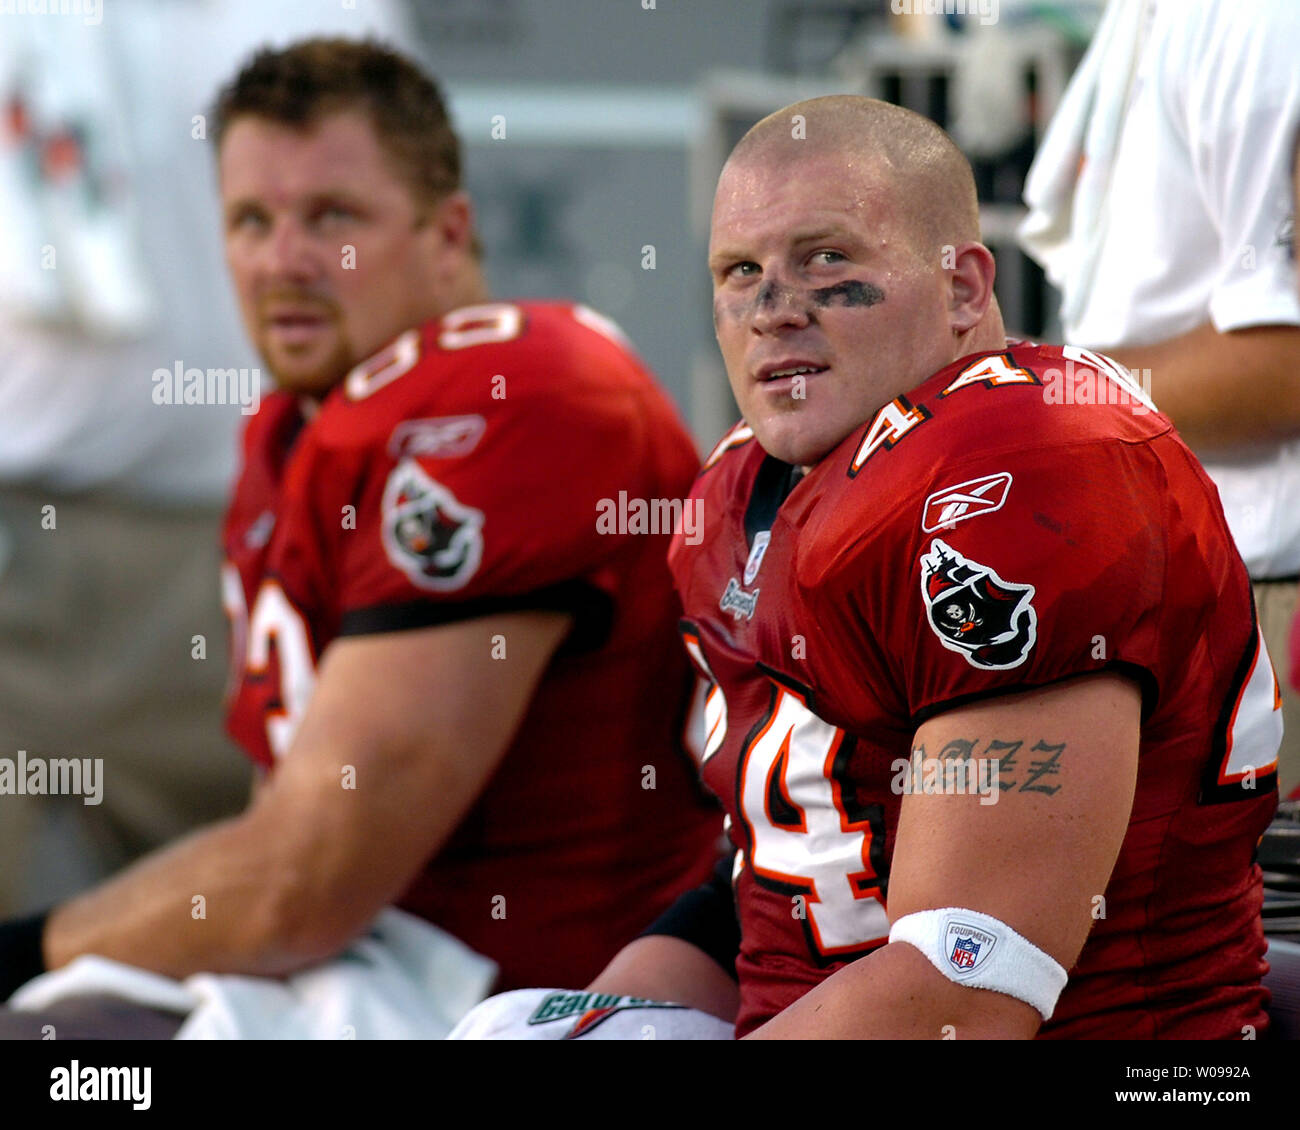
[743,531,771,586]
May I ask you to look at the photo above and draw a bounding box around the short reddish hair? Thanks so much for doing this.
[212,38,464,213]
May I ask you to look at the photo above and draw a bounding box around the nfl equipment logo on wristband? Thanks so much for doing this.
[947,922,995,973]
[888,906,1068,1021]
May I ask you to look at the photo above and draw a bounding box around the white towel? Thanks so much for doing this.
[0,18,157,337]
[1018,0,1153,329]
[447,987,735,1040]
[10,909,498,1040]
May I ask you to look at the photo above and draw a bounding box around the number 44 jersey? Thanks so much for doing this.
[672,341,1281,1038]
[222,301,719,991]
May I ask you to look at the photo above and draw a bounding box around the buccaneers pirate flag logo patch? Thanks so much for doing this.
[381,459,484,591]
[919,538,1037,670]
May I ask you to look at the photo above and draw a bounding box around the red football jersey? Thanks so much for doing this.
[672,342,1281,1038]
[222,301,719,990]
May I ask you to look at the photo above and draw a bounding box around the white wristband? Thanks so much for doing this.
[888,907,1068,1021]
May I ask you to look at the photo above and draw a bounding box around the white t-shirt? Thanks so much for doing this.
[1020,0,1300,578]
[0,0,411,504]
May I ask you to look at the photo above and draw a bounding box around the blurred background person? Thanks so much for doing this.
[1019,0,1300,797]
[0,0,413,915]
[0,35,721,1040]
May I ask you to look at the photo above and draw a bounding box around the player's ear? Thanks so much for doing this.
[946,241,997,334]
[425,191,476,255]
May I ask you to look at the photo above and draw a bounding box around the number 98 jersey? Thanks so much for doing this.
[222,301,719,990]
[672,342,1280,1038]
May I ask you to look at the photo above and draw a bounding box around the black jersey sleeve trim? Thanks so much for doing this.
[337,579,615,655]
[909,660,1159,729]
[638,851,741,981]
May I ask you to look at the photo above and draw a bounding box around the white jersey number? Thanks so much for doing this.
[226,575,318,760]
[1206,625,1283,800]
[738,684,890,957]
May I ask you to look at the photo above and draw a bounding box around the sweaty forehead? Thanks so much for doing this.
[709,149,901,249]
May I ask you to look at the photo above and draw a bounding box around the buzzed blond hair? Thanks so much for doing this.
[727,95,981,257]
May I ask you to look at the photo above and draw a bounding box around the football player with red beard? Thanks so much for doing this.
[0,39,718,1026]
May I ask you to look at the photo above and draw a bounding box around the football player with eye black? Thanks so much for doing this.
[568,96,1281,1040]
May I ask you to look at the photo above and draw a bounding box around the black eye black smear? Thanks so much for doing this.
[810,280,885,308]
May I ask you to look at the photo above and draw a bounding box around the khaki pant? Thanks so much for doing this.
[0,486,250,915]
[1254,579,1300,799]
